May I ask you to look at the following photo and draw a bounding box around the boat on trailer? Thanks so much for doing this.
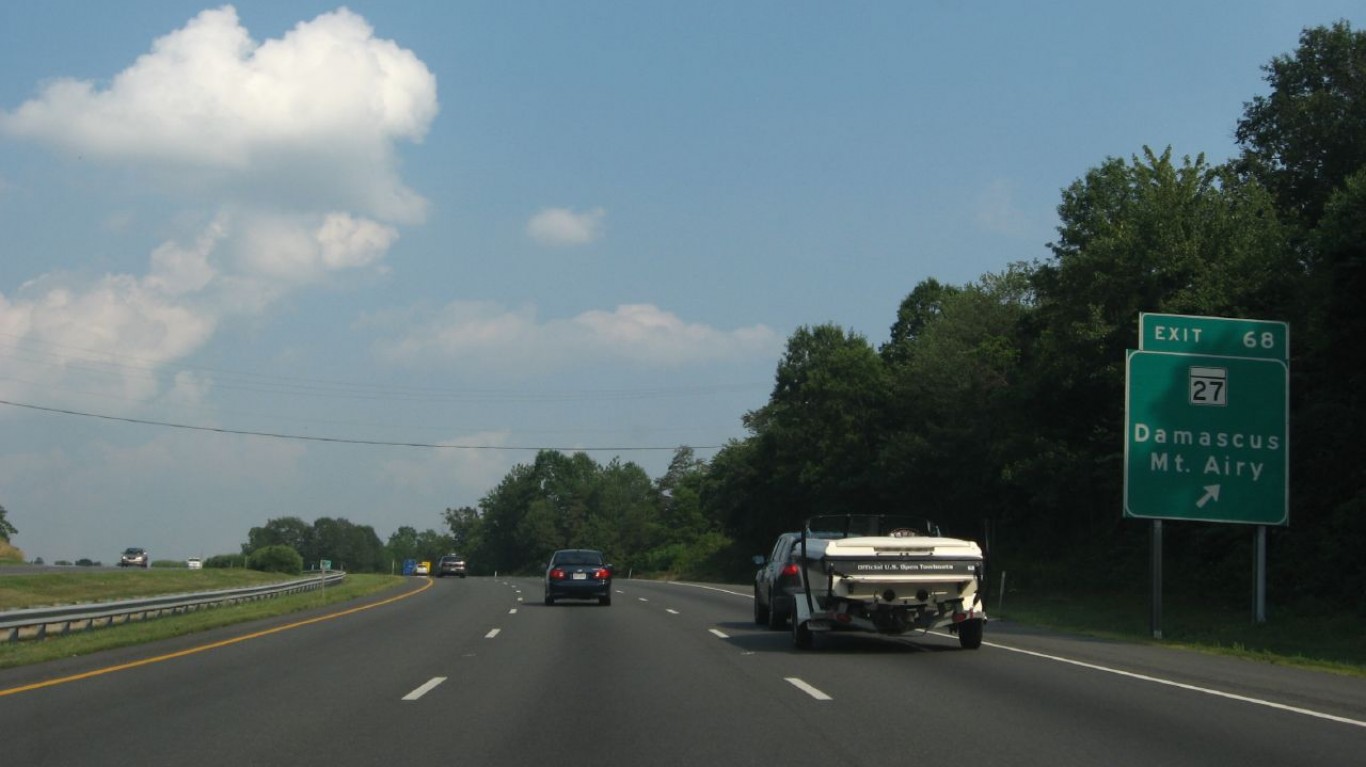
[790,514,987,650]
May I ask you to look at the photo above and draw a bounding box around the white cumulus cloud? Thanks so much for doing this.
[235,210,398,283]
[366,301,781,373]
[527,207,606,246]
[0,272,217,407]
[0,8,428,411]
[0,5,438,223]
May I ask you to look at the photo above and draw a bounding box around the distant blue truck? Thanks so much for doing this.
[402,558,416,576]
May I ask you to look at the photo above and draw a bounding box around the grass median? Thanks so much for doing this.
[0,569,406,670]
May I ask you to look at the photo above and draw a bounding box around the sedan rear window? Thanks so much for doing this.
[553,552,603,566]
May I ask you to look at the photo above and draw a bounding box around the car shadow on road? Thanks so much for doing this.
[713,621,963,655]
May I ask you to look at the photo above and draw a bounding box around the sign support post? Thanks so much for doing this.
[1151,520,1163,639]
[1127,313,1289,630]
[1254,527,1267,624]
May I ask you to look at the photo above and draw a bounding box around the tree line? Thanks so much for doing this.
[238,22,1364,608]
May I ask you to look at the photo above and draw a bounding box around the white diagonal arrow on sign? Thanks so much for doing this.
[1196,485,1221,508]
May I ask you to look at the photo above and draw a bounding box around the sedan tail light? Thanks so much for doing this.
[593,568,612,580]
[549,568,566,580]
[780,563,800,577]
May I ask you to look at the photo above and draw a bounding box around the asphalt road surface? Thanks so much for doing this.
[1,576,1363,766]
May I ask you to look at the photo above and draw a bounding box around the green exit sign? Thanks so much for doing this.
[1124,350,1288,525]
[1139,313,1288,361]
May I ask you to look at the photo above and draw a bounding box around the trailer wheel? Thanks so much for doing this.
[957,618,983,650]
[792,617,813,650]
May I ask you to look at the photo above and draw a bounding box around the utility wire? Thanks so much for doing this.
[0,398,724,452]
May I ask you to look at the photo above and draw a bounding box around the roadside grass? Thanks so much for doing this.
[0,568,309,610]
[0,571,405,670]
[992,589,1366,677]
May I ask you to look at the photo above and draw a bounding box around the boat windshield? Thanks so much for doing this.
[804,514,941,539]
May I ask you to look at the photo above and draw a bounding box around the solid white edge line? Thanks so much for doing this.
[980,639,1366,729]
[708,628,730,639]
[785,677,833,701]
[402,677,446,701]
[485,628,501,639]
[666,580,1362,729]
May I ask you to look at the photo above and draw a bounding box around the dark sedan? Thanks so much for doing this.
[544,549,613,606]
[753,532,802,629]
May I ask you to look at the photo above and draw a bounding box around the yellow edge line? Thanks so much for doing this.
[0,576,435,698]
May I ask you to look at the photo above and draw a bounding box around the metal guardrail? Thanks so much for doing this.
[0,570,347,642]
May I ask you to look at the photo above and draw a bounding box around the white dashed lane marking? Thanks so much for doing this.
[402,677,446,701]
[786,677,832,701]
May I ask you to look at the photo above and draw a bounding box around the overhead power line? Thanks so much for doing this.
[0,398,723,452]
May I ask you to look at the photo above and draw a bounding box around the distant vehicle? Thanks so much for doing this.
[402,558,416,575]
[186,557,203,570]
[414,561,431,576]
[437,554,467,578]
[753,531,803,629]
[119,547,149,568]
[544,549,613,606]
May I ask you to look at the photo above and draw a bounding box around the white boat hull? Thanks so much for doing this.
[790,519,986,646]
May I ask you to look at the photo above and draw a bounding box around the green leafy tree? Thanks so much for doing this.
[644,447,729,574]
[443,506,483,560]
[248,544,303,575]
[0,502,16,541]
[1308,170,1366,402]
[386,526,421,563]
[477,450,603,573]
[730,324,891,552]
[701,437,768,558]
[582,458,659,570]
[311,517,386,572]
[414,528,455,566]
[881,278,962,366]
[244,517,313,558]
[1236,21,1366,228]
[1019,147,1292,548]
[654,447,714,544]
[878,269,1033,537]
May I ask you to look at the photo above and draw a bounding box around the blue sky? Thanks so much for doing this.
[1,1,1358,563]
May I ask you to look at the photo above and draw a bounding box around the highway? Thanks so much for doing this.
[1,576,1363,766]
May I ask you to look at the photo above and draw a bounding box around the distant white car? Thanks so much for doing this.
[186,557,203,570]
[414,560,431,576]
